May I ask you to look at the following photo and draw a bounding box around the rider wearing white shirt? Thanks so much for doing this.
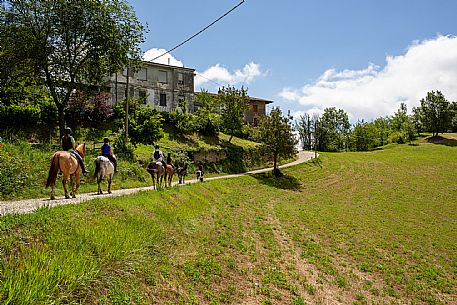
[152,144,166,168]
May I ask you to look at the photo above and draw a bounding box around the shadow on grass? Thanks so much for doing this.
[426,136,457,147]
[251,171,302,191]
[200,134,220,146]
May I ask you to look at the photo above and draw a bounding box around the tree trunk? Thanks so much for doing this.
[273,152,279,176]
[57,103,65,139]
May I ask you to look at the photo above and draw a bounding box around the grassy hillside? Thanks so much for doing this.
[0,137,456,304]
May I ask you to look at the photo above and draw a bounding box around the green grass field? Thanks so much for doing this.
[0,138,456,304]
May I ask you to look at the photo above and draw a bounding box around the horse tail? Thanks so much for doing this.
[46,154,60,188]
[94,157,101,178]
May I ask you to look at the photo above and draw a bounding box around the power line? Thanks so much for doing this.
[149,1,245,63]
[194,72,224,88]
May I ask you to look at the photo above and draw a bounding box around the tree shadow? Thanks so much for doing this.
[200,134,220,146]
[426,136,457,147]
[251,172,302,191]
[164,125,198,147]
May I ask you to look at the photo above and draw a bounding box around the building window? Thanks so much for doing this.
[159,93,167,106]
[139,89,147,104]
[178,73,184,85]
[253,104,258,113]
[136,68,147,81]
[158,70,167,83]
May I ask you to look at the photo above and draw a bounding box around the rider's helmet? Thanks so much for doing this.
[104,137,110,143]
[155,144,160,149]
[64,127,72,135]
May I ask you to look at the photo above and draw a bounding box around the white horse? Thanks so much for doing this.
[94,155,115,194]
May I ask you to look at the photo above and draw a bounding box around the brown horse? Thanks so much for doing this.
[146,161,166,189]
[46,143,86,200]
[165,164,174,187]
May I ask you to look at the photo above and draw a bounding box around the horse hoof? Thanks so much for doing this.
[65,195,70,199]
[50,196,55,200]
[108,191,111,194]
[72,195,76,198]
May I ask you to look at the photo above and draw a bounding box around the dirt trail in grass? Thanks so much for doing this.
[263,200,368,304]
[0,151,316,216]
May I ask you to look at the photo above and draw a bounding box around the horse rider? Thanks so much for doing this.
[61,127,87,174]
[152,144,166,169]
[166,152,175,171]
[101,137,117,173]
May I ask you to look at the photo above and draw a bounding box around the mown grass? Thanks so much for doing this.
[0,138,456,304]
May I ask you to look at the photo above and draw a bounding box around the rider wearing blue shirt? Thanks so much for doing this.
[101,137,117,173]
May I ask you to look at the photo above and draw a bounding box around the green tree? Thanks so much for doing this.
[1,0,145,136]
[259,107,297,176]
[350,120,380,151]
[373,117,390,146]
[316,107,350,152]
[450,101,457,132]
[296,113,314,150]
[194,90,221,136]
[114,98,163,146]
[418,91,451,136]
[218,86,249,143]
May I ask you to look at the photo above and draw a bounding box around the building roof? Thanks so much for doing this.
[194,91,273,104]
[141,60,195,72]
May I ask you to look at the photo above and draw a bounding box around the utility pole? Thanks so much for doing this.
[124,66,129,141]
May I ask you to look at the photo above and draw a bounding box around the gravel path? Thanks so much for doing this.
[0,151,317,216]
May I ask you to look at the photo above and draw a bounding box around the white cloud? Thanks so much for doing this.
[143,48,184,66]
[280,35,457,121]
[195,62,263,89]
[143,48,264,91]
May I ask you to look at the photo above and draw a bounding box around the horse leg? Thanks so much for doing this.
[70,175,76,198]
[97,175,103,194]
[50,183,55,200]
[107,175,112,194]
[75,172,80,196]
[62,174,70,199]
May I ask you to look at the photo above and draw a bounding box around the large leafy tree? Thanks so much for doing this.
[218,86,249,143]
[194,90,221,136]
[296,113,314,150]
[1,0,145,136]
[316,107,350,152]
[418,91,451,136]
[114,98,163,146]
[259,107,297,176]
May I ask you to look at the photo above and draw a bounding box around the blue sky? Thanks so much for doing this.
[127,0,457,121]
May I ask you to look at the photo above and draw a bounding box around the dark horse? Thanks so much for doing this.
[146,161,166,189]
[177,163,188,184]
[46,143,86,200]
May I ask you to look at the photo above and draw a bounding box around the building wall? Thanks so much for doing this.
[105,62,195,113]
[104,62,272,122]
